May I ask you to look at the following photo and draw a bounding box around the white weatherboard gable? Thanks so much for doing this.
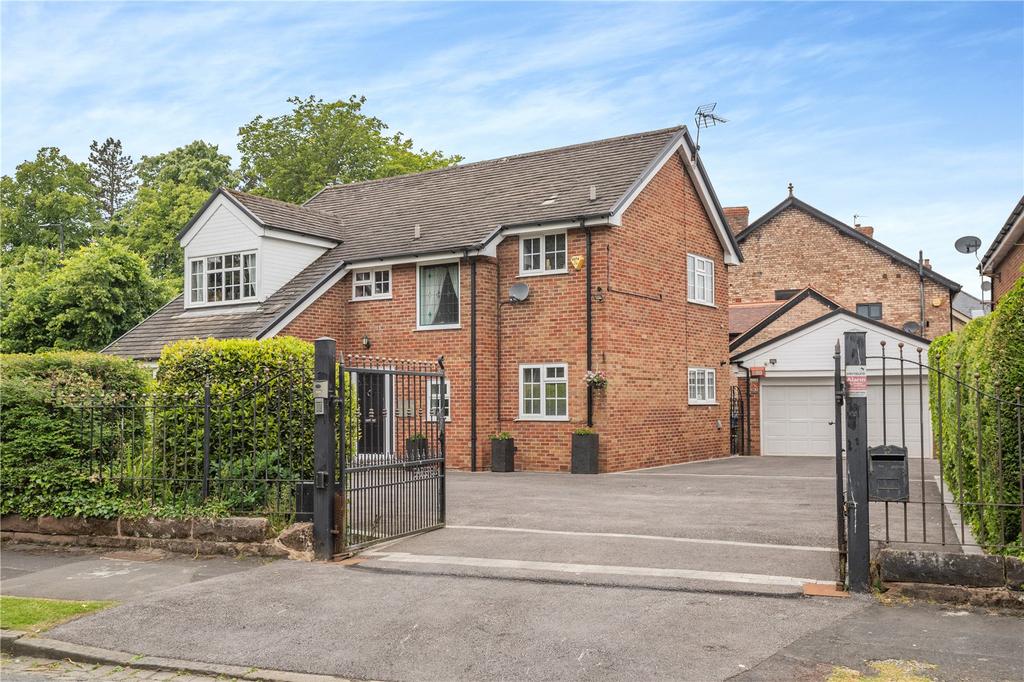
[734,312,929,377]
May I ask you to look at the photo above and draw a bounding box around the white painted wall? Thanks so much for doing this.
[261,236,327,297]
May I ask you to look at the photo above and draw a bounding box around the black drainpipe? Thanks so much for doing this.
[734,360,752,456]
[584,219,593,427]
[469,253,478,472]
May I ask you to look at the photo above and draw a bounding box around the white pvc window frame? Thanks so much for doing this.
[352,267,392,301]
[519,363,569,420]
[519,231,568,276]
[687,253,715,306]
[688,367,717,405]
[188,250,257,306]
[416,260,461,330]
[426,377,452,422]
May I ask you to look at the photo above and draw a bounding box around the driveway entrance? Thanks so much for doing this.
[355,455,846,593]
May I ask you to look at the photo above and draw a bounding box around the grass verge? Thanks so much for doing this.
[0,595,114,633]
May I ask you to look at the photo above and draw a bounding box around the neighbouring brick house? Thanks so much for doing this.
[720,190,961,458]
[105,127,743,472]
[979,194,1024,308]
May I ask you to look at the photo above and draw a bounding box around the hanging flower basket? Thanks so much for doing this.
[585,370,608,390]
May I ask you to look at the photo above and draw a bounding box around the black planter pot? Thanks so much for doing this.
[405,438,428,462]
[491,439,515,472]
[571,433,599,474]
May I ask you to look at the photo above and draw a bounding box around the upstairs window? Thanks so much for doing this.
[418,262,460,328]
[353,267,391,300]
[774,289,800,301]
[856,302,883,320]
[521,232,567,275]
[688,368,717,405]
[189,252,256,304]
[687,254,715,306]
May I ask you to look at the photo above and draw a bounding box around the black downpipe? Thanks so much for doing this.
[585,220,593,427]
[469,255,478,472]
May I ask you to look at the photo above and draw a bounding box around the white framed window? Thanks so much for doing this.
[519,363,568,420]
[188,251,256,305]
[688,368,717,405]
[352,267,391,300]
[520,231,567,276]
[426,378,451,422]
[417,261,460,329]
[687,254,715,306]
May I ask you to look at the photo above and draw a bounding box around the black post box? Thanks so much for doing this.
[868,445,909,502]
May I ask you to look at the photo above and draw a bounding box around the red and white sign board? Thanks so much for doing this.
[845,366,867,398]
[749,366,767,378]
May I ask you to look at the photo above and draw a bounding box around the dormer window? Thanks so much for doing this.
[189,251,257,305]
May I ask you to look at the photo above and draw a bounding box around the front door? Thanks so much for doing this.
[356,372,389,455]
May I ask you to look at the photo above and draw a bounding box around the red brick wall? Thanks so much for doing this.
[993,240,1023,305]
[282,152,731,472]
[731,206,954,339]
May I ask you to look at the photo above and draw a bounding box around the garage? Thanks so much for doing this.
[734,309,933,458]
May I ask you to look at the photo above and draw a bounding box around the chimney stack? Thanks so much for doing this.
[723,206,749,235]
[854,224,874,239]
[923,258,932,270]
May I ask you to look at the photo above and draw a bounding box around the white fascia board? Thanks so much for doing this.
[477,217,614,257]
[981,211,1024,275]
[259,266,350,339]
[263,228,337,249]
[179,193,264,248]
[607,131,741,266]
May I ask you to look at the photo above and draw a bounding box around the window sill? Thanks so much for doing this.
[350,295,393,303]
[518,269,569,278]
[516,416,570,422]
[415,324,462,332]
[688,401,719,406]
[687,298,717,308]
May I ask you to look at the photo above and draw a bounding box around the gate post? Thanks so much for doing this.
[313,338,337,561]
[844,331,871,592]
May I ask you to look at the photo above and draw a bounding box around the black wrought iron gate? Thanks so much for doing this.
[311,338,447,559]
[336,354,447,554]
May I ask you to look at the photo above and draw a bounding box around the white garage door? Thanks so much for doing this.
[761,380,931,457]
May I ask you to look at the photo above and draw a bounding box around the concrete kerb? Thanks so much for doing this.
[0,630,352,682]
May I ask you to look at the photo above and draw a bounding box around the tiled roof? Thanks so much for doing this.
[729,301,783,335]
[224,189,346,243]
[304,126,685,260]
[952,290,985,318]
[979,194,1024,273]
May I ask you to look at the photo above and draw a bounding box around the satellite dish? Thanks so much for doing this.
[981,280,992,292]
[509,283,530,303]
[903,321,922,335]
[954,236,982,254]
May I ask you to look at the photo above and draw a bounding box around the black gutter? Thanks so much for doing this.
[585,219,594,427]
[469,254,478,472]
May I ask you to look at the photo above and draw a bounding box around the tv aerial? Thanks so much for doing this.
[693,103,728,160]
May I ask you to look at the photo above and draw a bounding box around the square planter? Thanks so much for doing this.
[491,439,515,472]
[571,433,599,474]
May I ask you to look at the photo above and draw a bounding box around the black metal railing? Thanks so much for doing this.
[867,341,1023,554]
[336,354,446,554]
[62,367,314,520]
[729,386,746,455]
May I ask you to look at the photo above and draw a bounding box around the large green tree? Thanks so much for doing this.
[0,147,101,251]
[89,137,137,219]
[135,140,235,192]
[0,239,173,353]
[237,95,461,203]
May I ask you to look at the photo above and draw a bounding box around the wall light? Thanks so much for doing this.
[362,334,371,350]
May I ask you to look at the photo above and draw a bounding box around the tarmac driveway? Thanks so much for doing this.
[361,455,846,593]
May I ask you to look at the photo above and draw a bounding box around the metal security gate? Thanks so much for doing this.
[311,339,447,559]
[337,354,447,554]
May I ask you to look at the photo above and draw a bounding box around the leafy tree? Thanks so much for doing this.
[0,147,101,251]
[0,239,174,353]
[120,181,208,280]
[237,95,461,203]
[136,140,235,192]
[88,137,137,219]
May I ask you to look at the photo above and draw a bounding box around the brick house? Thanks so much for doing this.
[105,126,743,472]
[979,194,1024,307]
[720,190,962,458]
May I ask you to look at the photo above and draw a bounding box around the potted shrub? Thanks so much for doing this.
[490,432,515,472]
[405,433,428,462]
[571,428,599,474]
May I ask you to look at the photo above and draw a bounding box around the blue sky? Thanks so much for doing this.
[2,1,1022,295]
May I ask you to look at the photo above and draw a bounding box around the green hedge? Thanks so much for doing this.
[929,277,1024,555]
[0,352,152,517]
